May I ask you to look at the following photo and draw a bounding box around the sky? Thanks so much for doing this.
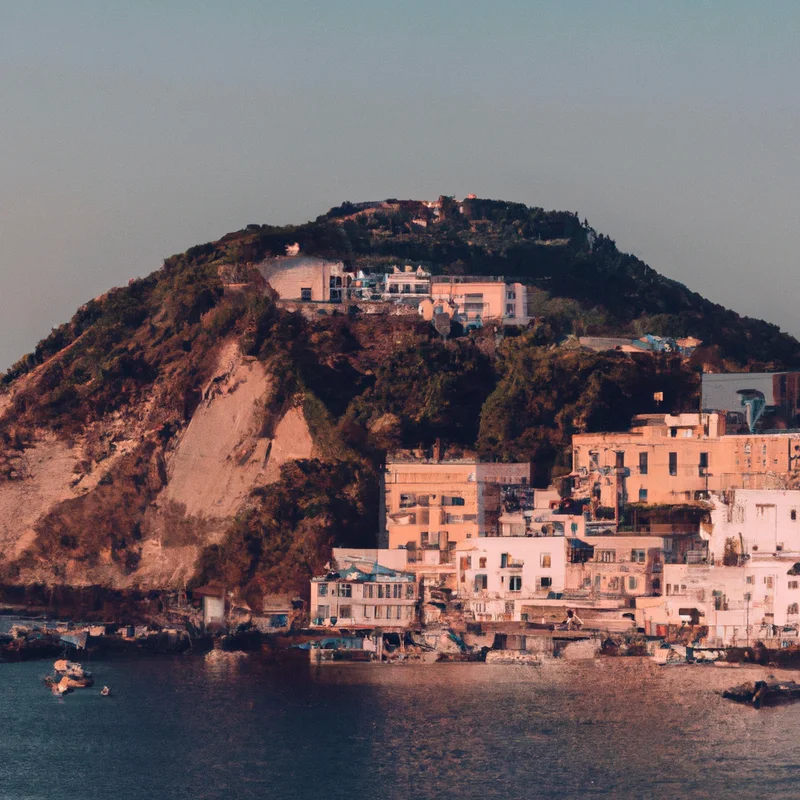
[1,0,799,371]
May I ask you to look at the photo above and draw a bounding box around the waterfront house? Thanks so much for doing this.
[637,489,800,646]
[310,563,419,629]
[192,584,226,628]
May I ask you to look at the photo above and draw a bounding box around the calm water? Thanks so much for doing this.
[1,655,799,799]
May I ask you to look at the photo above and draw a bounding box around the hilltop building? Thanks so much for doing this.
[421,277,529,328]
[257,246,350,303]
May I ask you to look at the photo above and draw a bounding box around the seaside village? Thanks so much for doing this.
[11,240,800,672]
[292,369,800,665]
[212,242,800,664]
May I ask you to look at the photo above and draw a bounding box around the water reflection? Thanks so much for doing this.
[1,657,799,799]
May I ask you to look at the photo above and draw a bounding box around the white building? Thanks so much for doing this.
[382,266,431,301]
[454,537,567,622]
[637,489,800,645]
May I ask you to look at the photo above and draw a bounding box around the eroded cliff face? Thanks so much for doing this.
[0,340,314,589]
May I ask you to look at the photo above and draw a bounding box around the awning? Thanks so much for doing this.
[568,538,594,551]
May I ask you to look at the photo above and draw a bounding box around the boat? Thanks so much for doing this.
[53,659,92,679]
[722,680,800,708]
[100,686,111,697]
[44,659,95,693]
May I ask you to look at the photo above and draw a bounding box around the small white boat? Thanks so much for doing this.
[100,686,111,697]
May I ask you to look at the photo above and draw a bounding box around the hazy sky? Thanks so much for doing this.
[2,1,799,370]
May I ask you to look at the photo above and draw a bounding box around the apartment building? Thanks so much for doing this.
[454,536,566,622]
[310,562,418,629]
[384,456,531,551]
[571,413,800,507]
[382,266,431,300]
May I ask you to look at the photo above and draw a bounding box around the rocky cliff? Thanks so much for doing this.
[2,196,798,602]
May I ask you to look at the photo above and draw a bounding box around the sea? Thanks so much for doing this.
[1,651,800,800]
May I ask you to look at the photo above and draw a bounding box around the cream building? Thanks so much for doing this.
[257,251,349,302]
[384,457,532,551]
[425,277,529,327]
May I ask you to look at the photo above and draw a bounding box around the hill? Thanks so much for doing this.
[0,195,796,609]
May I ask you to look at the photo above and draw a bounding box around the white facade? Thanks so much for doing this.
[382,267,431,300]
[636,490,800,645]
[455,537,567,622]
[708,489,800,562]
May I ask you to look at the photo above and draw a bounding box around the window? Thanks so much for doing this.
[699,452,709,475]
[791,581,799,590]
[765,576,774,588]
[339,605,352,619]
[479,557,487,568]
[317,583,328,597]
[670,428,677,438]
[300,287,312,301]
[450,496,465,506]
[745,576,754,585]
[608,577,620,591]
[506,291,516,300]
[374,606,383,619]
[631,549,646,564]
[628,577,638,591]
[669,452,678,476]
[506,304,515,315]
[364,584,374,599]
[792,510,798,522]
[393,584,402,599]
[639,489,648,502]
[597,550,615,563]
[666,584,671,596]
[652,578,661,592]
[509,576,522,591]
[789,603,799,615]
[538,577,552,589]
[615,451,625,469]
[474,574,488,591]
[364,605,372,618]
[540,553,551,568]
[317,605,330,619]
[505,601,515,615]
[377,585,385,599]
[589,451,599,469]
[639,452,648,475]
[336,584,352,598]
[406,584,415,599]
